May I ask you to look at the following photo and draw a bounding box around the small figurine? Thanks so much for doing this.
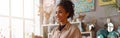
[106,18,114,32]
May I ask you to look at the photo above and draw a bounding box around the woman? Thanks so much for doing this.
[51,0,82,38]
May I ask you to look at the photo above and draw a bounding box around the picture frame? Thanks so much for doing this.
[99,0,116,6]
[71,0,95,13]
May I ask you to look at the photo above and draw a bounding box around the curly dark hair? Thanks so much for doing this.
[57,0,74,19]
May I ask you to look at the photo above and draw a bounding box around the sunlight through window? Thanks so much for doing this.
[11,0,23,17]
[0,0,40,38]
[0,17,10,38]
[0,0,9,16]
[11,18,23,38]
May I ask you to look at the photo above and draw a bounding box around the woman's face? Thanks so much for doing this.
[55,6,69,23]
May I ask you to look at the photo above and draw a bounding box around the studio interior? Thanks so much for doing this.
[0,0,120,38]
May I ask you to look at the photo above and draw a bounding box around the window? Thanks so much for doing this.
[0,0,9,16]
[0,17,9,38]
[24,0,34,19]
[0,0,40,38]
[11,18,23,38]
[25,20,34,38]
[11,0,23,17]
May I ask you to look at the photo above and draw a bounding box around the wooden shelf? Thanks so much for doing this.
[42,22,79,26]
[48,32,93,38]
[42,24,58,26]
[81,32,91,34]
[48,32,92,34]
[81,32,93,38]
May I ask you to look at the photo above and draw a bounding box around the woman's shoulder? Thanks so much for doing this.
[69,24,81,35]
[70,24,80,30]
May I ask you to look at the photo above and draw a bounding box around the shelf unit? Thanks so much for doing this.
[42,22,80,26]
[42,22,94,38]
[47,32,93,38]
[81,32,93,38]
